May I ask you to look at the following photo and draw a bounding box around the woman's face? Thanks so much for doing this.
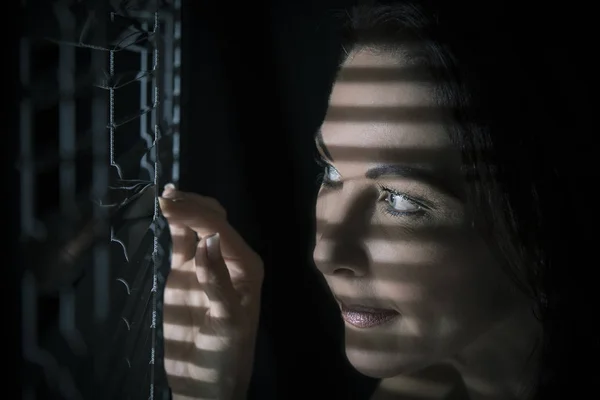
[313,49,522,378]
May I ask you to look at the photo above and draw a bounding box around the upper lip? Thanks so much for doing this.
[334,295,398,314]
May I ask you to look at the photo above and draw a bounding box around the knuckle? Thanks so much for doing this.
[188,194,228,217]
[203,198,227,218]
[159,199,183,218]
[209,198,227,213]
[249,252,264,270]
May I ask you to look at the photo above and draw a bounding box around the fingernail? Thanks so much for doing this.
[205,233,221,262]
[162,183,177,198]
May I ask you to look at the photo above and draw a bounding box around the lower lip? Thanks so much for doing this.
[341,305,400,329]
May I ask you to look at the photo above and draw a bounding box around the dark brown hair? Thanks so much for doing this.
[334,1,594,398]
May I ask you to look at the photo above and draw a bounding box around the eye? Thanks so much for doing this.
[386,192,420,212]
[316,159,342,188]
[325,165,342,183]
[315,156,342,187]
[378,185,424,217]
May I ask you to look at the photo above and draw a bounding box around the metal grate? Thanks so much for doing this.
[19,0,182,399]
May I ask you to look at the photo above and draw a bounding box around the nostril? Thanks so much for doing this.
[314,235,370,277]
[333,266,361,278]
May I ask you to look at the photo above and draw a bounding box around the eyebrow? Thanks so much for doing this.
[314,130,461,200]
[366,165,461,199]
[315,129,333,161]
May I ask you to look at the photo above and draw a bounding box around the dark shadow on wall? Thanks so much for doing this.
[181,0,378,399]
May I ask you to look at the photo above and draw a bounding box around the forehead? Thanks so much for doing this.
[322,49,453,156]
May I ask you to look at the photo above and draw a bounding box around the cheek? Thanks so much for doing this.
[372,236,511,333]
[315,186,333,213]
[315,194,325,220]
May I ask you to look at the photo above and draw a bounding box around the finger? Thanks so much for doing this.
[184,193,227,218]
[160,195,259,267]
[195,233,238,319]
[168,223,197,268]
[160,185,226,217]
[160,185,198,268]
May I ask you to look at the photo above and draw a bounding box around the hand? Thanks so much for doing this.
[159,185,263,400]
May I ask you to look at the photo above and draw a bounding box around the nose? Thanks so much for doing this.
[313,184,376,277]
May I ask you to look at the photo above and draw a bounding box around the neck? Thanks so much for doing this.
[372,307,543,400]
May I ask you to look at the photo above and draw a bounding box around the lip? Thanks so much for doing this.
[339,302,400,329]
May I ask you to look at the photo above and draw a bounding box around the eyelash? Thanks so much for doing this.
[377,184,426,218]
[315,159,427,218]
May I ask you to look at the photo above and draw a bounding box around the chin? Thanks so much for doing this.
[345,346,429,379]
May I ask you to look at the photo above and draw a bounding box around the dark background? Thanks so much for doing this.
[12,0,596,399]
[180,1,376,398]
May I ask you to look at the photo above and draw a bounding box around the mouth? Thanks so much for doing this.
[337,300,400,329]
